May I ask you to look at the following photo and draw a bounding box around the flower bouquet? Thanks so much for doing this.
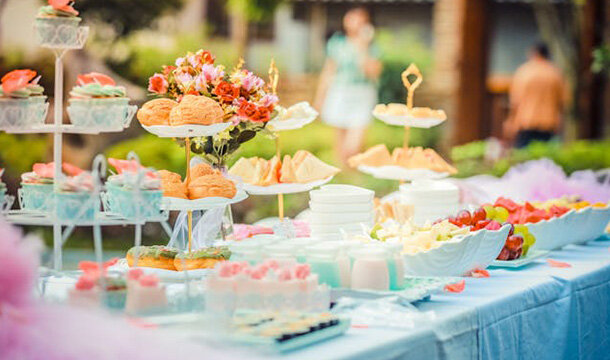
[146,50,279,166]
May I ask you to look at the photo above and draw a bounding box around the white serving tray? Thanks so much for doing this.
[490,249,550,268]
[243,176,333,195]
[109,258,211,282]
[161,189,248,211]
[358,165,449,181]
[142,122,231,138]
[267,101,318,132]
[372,111,446,128]
[331,276,459,304]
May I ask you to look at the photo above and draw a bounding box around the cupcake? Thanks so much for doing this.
[104,158,163,219]
[19,162,83,212]
[35,0,83,48]
[67,72,136,130]
[55,171,97,221]
[0,70,48,130]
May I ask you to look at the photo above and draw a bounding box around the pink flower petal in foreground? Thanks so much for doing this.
[470,269,490,278]
[445,280,466,293]
[547,259,571,268]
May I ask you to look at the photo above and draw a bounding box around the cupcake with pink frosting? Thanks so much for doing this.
[35,0,84,48]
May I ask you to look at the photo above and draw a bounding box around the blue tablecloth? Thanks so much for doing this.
[177,239,610,360]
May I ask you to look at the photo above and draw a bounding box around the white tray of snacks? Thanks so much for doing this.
[109,259,211,282]
[372,104,446,128]
[161,189,248,211]
[331,276,459,304]
[358,165,449,181]
[142,122,231,138]
[373,112,446,128]
[243,176,334,195]
[267,102,318,132]
[490,249,550,268]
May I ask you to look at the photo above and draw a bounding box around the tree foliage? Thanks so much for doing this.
[226,0,284,22]
[77,0,184,36]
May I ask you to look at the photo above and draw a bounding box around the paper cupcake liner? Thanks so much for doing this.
[0,97,48,131]
[18,183,54,212]
[55,192,98,221]
[35,17,88,49]
[67,99,136,131]
[102,186,163,220]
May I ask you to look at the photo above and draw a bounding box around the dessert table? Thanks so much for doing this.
[161,238,610,360]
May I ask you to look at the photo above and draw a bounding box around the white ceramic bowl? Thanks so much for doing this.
[528,206,610,251]
[402,224,510,277]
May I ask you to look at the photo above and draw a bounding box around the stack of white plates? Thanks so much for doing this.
[400,180,459,225]
[308,185,375,240]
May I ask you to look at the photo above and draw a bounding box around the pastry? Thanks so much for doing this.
[187,174,237,199]
[137,98,178,126]
[409,107,446,120]
[157,169,182,184]
[174,246,231,271]
[228,158,257,184]
[279,155,297,183]
[374,103,447,121]
[169,95,224,126]
[348,144,392,168]
[392,147,457,174]
[294,155,340,183]
[126,245,179,271]
[162,181,188,199]
[261,156,281,186]
[190,162,220,178]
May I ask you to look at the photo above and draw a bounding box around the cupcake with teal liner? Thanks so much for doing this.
[19,162,84,212]
[0,69,48,130]
[35,0,83,48]
[55,170,98,222]
[69,259,127,311]
[104,157,163,220]
[67,72,136,130]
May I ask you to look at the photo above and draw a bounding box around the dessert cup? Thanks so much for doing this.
[35,17,83,48]
[67,97,135,130]
[55,191,97,221]
[0,96,48,131]
[104,183,163,219]
[103,289,127,310]
[19,183,54,212]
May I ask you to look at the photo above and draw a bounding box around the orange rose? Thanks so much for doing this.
[148,73,168,94]
[237,100,258,120]
[250,107,271,123]
[213,81,240,104]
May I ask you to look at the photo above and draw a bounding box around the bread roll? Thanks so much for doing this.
[188,174,237,199]
[137,99,178,126]
[169,95,224,126]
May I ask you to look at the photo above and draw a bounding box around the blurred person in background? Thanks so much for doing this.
[314,7,382,166]
[504,42,568,149]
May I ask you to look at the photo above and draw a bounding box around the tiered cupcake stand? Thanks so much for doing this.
[0,21,167,271]
[240,60,324,227]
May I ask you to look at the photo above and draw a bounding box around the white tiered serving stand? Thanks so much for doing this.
[239,60,327,229]
[364,63,449,183]
[140,121,248,252]
[1,22,168,271]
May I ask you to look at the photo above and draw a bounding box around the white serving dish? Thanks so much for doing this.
[243,176,333,195]
[308,201,373,213]
[109,259,211,282]
[402,225,510,277]
[358,165,449,181]
[161,189,248,211]
[309,184,375,204]
[372,111,446,128]
[490,249,550,268]
[267,102,318,132]
[529,205,610,250]
[142,122,231,138]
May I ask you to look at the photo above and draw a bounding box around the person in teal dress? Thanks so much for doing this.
[314,7,382,166]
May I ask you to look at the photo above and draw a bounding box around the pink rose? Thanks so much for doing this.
[148,73,168,94]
